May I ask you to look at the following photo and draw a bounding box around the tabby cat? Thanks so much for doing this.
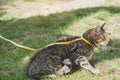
[26,23,110,80]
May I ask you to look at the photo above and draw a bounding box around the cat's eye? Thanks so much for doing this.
[99,35,104,39]
[104,33,110,38]
[97,36,106,42]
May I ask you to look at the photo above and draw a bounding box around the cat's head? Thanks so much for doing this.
[83,23,110,48]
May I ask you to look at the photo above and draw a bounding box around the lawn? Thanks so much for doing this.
[0,0,120,80]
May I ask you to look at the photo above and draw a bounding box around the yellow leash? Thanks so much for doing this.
[0,35,94,51]
[0,35,37,51]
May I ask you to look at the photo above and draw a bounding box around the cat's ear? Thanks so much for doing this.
[95,25,101,34]
[100,23,105,30]
[95,23,105,35]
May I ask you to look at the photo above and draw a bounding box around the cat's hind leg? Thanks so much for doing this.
[43,58,72,78]
[62,58,72,65]
[56,64,71,76]
[44,65,71,78]
[55,58,72,76]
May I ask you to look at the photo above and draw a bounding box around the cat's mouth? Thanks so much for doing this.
[94,41,108,51]
[95,41,109,50]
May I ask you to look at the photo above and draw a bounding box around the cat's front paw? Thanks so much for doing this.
[91,69,100,74]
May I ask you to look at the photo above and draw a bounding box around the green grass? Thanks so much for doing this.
[0,1,120,80]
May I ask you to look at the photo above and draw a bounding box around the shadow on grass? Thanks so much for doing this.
[0,6,120,36]
[0,6,120,79]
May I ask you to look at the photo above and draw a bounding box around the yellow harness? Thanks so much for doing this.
[47,36,94,47]
[0,35,94,51]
